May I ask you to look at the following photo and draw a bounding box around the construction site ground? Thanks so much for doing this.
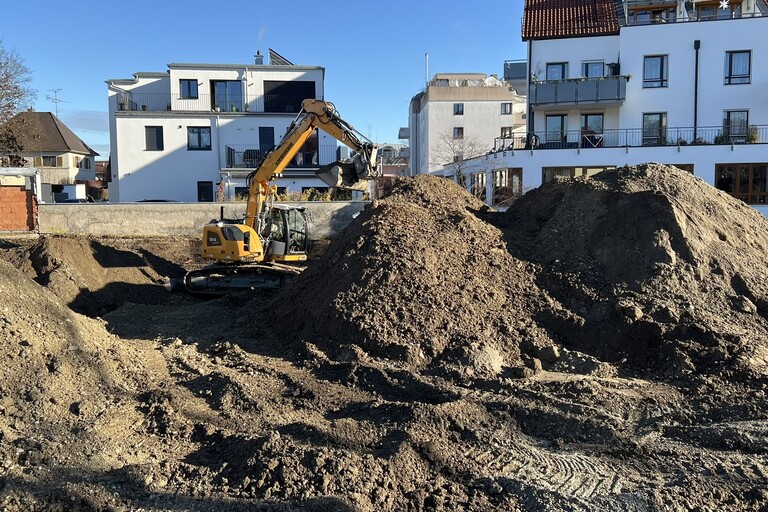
[0,164,767,511]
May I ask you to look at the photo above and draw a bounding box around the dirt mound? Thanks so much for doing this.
[499,163,768,379]
[2,167,768,511]
[1,235,192,316]
[269,175,558,377]
[0,258,169,508]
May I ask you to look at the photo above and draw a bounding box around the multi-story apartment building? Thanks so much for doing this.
[459,0,768,213]
[405,72,527,178]
[106,51,346,202]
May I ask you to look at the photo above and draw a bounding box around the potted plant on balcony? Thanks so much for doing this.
[714,131,730,145]
[747,124,759,143]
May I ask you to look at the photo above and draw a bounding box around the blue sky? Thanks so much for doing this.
[3,1,526,158]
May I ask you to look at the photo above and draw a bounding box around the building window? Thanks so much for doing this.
[582,61,604,78]
[42,156,58,167]
[145,126,164,151]
[546,62,567,81]
[716,163,768,205]
[628,6,675,24]
[642,113,667,145]
[453,127,464,139]
[187,127,212,150]
[643,55,668,88]
[545,115,567,142]
[725,50,751,84]
[543,166,615,183]
[180,79,199,99]
[453,152,464,163]
[723,110,748,142]
[197,181,214,202]
[501,102,512,115]
[470,172,486,200]
[453,103,464,115]
[211,80,243,112]
[581,113,604,147]
[493,168,522,205]
[500,126,515,139]
[697,1,741,20]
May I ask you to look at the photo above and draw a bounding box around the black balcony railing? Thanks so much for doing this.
[115,92,321,113]
[491,124,767,152]
[225,144,341,169]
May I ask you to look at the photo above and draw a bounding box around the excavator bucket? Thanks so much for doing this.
[316,159,371,192]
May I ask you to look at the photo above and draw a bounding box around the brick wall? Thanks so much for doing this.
[0,186,37,231]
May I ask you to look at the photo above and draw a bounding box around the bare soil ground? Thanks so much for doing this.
[1,164,767,511]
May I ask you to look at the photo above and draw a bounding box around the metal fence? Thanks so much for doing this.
[116,93,315,113]
[492,124,767,152]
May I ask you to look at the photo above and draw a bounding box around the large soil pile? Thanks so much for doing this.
[270,176,559,378]
[498,163,768,381]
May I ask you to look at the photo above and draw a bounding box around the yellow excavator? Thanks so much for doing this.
[184,99,379,294]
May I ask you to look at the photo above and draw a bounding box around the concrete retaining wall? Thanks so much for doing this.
[38,202,367,239]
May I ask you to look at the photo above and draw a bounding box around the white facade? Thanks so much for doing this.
[468,1,768,214]
[407,73,527,176]
[107,62,343,203]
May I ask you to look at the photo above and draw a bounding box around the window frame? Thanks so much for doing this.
[500,102,513,115]
[453,103,464,115]
[546,62,568,81]
[581,61,605,78]
[145,126,164,151]
[642,112,668,146]
[187,126,212,151]
[545,114,567,142]
[500,126,514,139]
[452,127,464,140]
[180,79,199,99]
[724,50,751,85]
[723,110,749,141]
[643,55,668,88]
[715,163,768,205]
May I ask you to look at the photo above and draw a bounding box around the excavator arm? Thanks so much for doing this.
[243,99,379,230]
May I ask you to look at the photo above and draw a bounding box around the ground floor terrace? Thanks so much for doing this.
[459,142,768,215]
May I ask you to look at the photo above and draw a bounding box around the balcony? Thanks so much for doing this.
[224,144,341,169]
[490,124,768,151]
[529,76,628,109]
[115,92,316,114]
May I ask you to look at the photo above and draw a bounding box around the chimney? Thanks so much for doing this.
[254,51,264,65]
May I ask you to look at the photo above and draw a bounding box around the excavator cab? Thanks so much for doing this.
[263,205,309,263]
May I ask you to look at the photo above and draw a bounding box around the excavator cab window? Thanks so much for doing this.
[286,208,308,253]
[268,209,287,244]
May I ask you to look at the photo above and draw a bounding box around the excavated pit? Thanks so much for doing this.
[1,164,767,511]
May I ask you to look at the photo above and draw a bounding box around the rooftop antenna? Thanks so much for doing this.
[46,88,63,117]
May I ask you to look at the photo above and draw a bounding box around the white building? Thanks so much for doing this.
[106,51,349,202]
[460,0,768,213]
[405,72,527,178]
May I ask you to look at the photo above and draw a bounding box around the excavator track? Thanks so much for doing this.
[183,262,305,296]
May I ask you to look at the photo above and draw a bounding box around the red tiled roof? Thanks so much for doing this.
[523,0,620,40]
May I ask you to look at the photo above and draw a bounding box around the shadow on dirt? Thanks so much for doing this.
[1,465,356,511]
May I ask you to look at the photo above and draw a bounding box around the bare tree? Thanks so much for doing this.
[430,130,490,191]
[0,40,36,166]
[0,40,35,125]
